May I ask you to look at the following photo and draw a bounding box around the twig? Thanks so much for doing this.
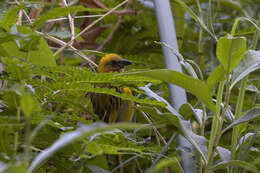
[54,0,129,56]
[96,15,123,51]
[36,31,98,68]
[62,0,75,42]
[149,133,178,170]
[140,110,167,145]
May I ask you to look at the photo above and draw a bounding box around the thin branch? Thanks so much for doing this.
[54,0,129,56]
[96,15,123,51]
[62,0,75,42]
[36,31,98,68]
[140,110,167,145]
[149,133,178,170]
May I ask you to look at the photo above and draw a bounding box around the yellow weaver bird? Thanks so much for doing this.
[92,53,134,123]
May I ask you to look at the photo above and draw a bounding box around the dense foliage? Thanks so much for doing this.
[0,0,259,173]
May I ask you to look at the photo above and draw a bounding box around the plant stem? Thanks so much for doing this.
[14,107,21,157]
[24,118,31,165]
[229,76,247,173]
[200,105,207,173]
[205,81,224,173]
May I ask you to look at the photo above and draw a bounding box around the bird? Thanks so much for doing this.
[91,53,134,123]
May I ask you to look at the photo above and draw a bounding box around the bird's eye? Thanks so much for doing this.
[111,60,117,65]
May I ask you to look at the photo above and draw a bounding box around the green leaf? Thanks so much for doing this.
[222,107,260,133]
[85,141,104,155]
[206,65,225,92]
[129,69,215,113]
[27,38,56,66]
[153,157,182,173]
[211,160,259,173]
[0,38,56,66]
[217,34,247,73]
[20,92,40,118]
[231,50,260,89]
[0,5,25,32]
[179,119,208,162]
[28,123,147,173]
[1,57,31,81]
[179,103,204,125]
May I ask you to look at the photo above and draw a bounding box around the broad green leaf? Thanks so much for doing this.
[231,50,260,89]
[1,57,31,81]
[20,92,40,118]
[222,107,260,133]
[0,5,25,32]
[131,69,215,113]
[206,65,225,92]
[211,160,259,173]
[153,157,182,173]
[27,38,56,66]
[0,39,56,66]
[217,34,247,73]
[0,41,25,59]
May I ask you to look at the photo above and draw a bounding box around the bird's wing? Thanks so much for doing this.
[91,91,121,123]
[117,88,135,122]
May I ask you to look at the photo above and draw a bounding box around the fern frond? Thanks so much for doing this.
[33,66,161,85]
[29,79,165,108]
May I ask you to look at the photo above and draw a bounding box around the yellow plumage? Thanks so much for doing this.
[92,54,134,123]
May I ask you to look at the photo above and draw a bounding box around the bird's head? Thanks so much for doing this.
[98,53,132,73]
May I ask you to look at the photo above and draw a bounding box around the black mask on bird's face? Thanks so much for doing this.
[98,54,132,73]
[108,59,131,69]
[104,59,132,72]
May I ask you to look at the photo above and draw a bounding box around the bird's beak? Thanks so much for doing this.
[121,59,132,66]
